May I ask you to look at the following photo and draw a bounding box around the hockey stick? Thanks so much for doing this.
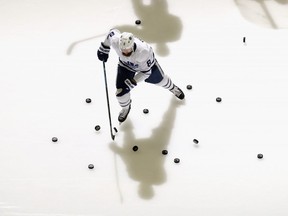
[102,61,115,140]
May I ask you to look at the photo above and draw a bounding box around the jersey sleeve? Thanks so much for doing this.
[102,29,120,47]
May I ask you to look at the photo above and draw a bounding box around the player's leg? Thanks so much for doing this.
[116,64,135,122]
[145,60,185,100]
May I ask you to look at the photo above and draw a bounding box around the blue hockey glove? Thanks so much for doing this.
[97,42,110,62]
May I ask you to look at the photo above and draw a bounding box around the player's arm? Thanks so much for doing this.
[103,29,120,47]
[97,29,120,62]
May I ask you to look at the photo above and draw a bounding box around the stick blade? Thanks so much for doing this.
[111,134,115,140]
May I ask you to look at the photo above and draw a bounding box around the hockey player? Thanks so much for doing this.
[97,29,184,123]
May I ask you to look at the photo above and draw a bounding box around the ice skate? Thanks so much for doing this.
[170,85,185,100]
[118,104,131,123]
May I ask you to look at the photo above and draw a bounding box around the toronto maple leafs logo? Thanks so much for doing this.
[126,61,139,69]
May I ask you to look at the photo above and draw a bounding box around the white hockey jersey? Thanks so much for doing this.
[103,29,155,82]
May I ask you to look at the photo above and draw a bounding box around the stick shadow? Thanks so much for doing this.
[66,0,183,56]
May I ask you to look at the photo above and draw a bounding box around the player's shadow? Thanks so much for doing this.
[114,0,183,56]
[234,0,288,29]
[66,0,182,56]
[109,97,184,200]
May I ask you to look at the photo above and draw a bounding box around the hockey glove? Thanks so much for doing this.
[124,78,137,90]
[97,42,110,62]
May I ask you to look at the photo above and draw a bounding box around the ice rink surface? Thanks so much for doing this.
[1,0,288,215]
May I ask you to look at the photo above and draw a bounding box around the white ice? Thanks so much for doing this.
[1,0,288,216]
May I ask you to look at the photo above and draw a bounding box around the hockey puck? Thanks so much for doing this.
[113,127,118,133]
[243,37,246,43]
[174,158,180,163]
[86,98,92,103]
[257,154,263,159]
[162,150,168,155]
[143,108,149,114]
[132,146,138,151]
[95,125,101,131]
[193,139,199,144]
[186,84,192,90]
[216,97,222,102]
[135,19,141,25]
[88,164,94,169]
[52,137,58,142]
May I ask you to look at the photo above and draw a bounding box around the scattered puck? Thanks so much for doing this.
[174,158,180,163]
[86,98,92,103]
[135,19,141,25]
[88,164,94,169]
[216,97,222,102]
[193,139,199,144]
[143,108,149,114]
[113,127,118,133]
[132,146,138,151]
[162,150,168,155]
[186,84,192,90]
[52,137,58,142]
[95,125,101,131]
[257,154,263,159]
